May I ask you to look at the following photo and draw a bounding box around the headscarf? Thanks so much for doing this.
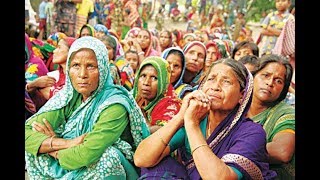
[77,24,95,38]
[47,32,67,48]
[25,33,48,82]
[212,39,229,58]
[205,41,222,60]
[124,27,141,40]
[182,41,207,86]
[140,29,161,57]
[161,47,186,89]
[132,56,171,117]
[94,23,110,35]
[185,59,271,179]
[25,37,150,179]
[26,37,150,172]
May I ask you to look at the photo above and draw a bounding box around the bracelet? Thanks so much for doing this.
[157,131,168,146]
[49,135,56,151]
[191,144,208,155]
[138,51,145,56]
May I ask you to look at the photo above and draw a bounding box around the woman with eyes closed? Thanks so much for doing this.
[134,58,276,180]
[247,54,295,179]
[25,36,149,179]
[132,56,181,134]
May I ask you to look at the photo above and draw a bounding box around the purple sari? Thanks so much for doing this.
[139,67,277,180]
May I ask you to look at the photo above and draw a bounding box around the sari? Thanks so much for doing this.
[132,56,181,127]
[25,36,150,179]
[139,65,277,179]
[252,101,295,179]
[161,47,193,99]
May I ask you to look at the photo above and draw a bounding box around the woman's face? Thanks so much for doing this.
[80,27,91,37]
[137,30,151,50]
[53,39,69,65]
[253,62,286,104]
[159,31,171,48]
[69,49,99,101]
[202,63,242,112]
[184,36,194,44]
[105,44,115,60]
[125,52,139,72]
[184,45,205,73]
[166,53,182,84]
[95,31,105,39]
[137,65,158,101]
[205,46,218,69]
[234,47,253,61]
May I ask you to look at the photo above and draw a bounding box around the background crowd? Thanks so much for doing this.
[25,0,295,179]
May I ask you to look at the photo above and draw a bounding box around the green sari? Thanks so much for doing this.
[252,101,295,179]
[25,36,150,179]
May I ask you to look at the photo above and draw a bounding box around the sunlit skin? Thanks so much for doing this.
[185,45,205,73]
[69,49,100,102]
[166,53,182,84]
[234,47,254,61]
[253,62,286,105]
[137,65,158,101]
[205,46,218,70]
[137,30,151,50]
[52,39,69,67]
[125,52,139,72]
[80,27,92,37]
[202,63,243,112]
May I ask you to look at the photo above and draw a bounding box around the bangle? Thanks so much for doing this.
[191,144,208,155]
[138,51,145,56]
[49,135,56,151]
[157,131,168,146]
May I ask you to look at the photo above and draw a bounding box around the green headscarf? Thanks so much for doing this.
[132,56,170,116]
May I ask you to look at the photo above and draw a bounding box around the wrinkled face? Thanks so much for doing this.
[137,65,158,101]
[166,53,182,84]
[159,31,171,48]
[253,62,286,104]
[125,52,139,72]
[234,47,253,61]
[53,39,69,65]
[80,27,91,37]
[69,49,99,101]
[202,63,242,112]
[137,30,151,50]
[184,45,205,73]
[205,46,218,68]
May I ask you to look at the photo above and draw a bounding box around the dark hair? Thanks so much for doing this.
[167,49,184,62]
[238,55,260,73]
[255,54,293,104]
[232,41,259,59]
[203,58,249,91]
[125,49,139,57]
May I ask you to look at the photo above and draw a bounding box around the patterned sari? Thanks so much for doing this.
[139,63,277,179]
[132,56,181,127]
[25,36,150,179]
[252,101,295,179]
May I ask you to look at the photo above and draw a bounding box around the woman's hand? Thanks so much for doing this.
[32,118,56,137]
[28,76,56,91]
[68,134,87,148]
[183,90,210,126]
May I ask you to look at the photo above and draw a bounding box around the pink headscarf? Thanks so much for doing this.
[272,18,295,56]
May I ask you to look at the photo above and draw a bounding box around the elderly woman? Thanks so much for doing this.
[247,54,295,179]
[132,56,181,134]
[25,36,150,179]
[134,58,277,179]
